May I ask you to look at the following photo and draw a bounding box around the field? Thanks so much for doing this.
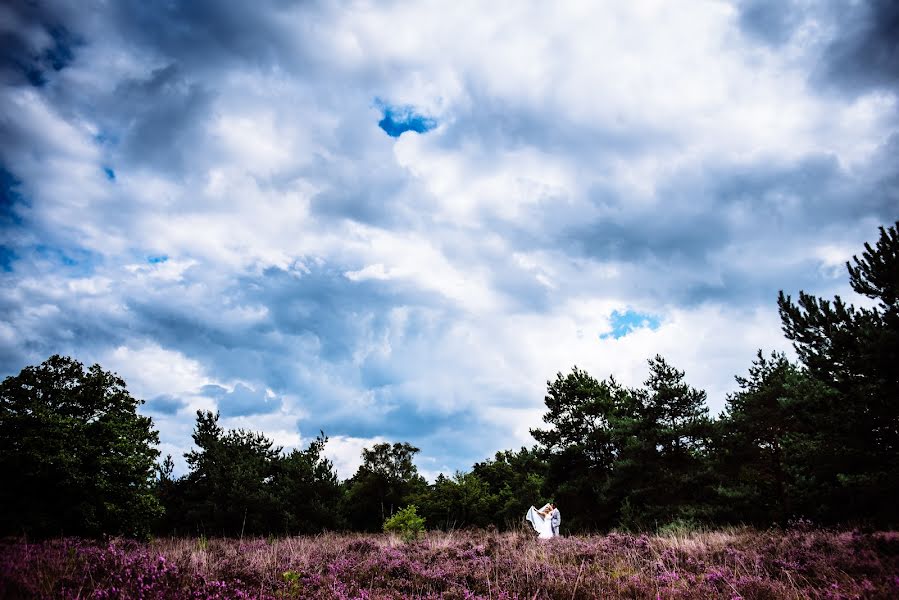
[2,528,898,599]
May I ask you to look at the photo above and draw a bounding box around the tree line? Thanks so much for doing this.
[1,222,896,538]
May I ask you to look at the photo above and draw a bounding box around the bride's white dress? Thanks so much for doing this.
[525,504,554,539]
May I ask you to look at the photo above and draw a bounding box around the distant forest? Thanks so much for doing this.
[1,221,896,539]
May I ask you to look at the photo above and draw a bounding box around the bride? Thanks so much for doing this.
[525,503,554,539]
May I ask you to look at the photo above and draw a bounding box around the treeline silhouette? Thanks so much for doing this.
[1,222,896,538]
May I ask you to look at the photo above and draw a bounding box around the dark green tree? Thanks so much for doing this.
[414,471,492,530]
[158,418,344,536]
[778,221,899,524]
[154,454,186,533]
[609,356,713,529]
[342,442,428,531]
[531,367,630,530]
[471,446,547,529]
[716,351,836,525]
[273,432,343,533]
[183,410,282,535]
[0,355,161,537]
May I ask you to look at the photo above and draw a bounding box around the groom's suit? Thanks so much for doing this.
[550,508,561,536]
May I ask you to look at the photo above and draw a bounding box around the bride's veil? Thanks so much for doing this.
[525,503,552,531]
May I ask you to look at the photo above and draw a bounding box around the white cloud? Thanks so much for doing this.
[101,342,212,401]
[324,435,388,480]
[1,0,895,478]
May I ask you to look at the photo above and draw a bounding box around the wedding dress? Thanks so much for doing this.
[525,504,554,539]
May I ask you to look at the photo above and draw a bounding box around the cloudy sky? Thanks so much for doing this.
[1,0,897,479]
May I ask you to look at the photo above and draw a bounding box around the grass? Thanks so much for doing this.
[2,527,898,598]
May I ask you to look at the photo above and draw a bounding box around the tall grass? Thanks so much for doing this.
[2,528,898,598]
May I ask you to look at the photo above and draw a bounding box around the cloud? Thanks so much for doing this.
[0,0,896,480]
[0,2,80,86]
[324,435,388,480]
[816,0,899,94]
[206,383,283,418]
[145,393,186,416]
[736,0,805,46]
[735,0,899,97]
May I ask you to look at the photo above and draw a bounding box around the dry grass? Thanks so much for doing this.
[2,528,898,598]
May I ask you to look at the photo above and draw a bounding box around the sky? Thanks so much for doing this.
[1,0,897,480]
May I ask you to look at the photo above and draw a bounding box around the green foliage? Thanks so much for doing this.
[282,570,302,595]
[531,358,714,531]
[160,412,342,536]
[383,504,425,541]
[715,351,835,525]
[777,220,899,525]
[471,447,546,529]
[656,517,704,536]
[531,367,627,530]
[273,432,344,533]
[0,355,161,538]
[182,410,283,535]
[414,471,491,530]
[609,355,715,529]
[342,442,429,531]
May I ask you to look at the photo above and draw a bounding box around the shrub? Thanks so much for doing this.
[383,505,425,541]
[657,518,704,536]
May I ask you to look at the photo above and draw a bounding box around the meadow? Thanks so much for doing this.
[2,527,898,599]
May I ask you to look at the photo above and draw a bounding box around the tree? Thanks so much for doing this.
[531,367,630,530]
[157,416,345,536]
[471,447,547,529]
[415,471,492,530]
[342,442,428,531]
[0,355,161,537]
[182,410,282,535]
[778,221,899,524]
[609,356,713,529]
[716,351,835,525]
[273,432,344,533]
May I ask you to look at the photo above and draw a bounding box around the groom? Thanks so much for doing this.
[550,503,561,537]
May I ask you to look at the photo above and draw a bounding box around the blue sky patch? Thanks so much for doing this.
[376,99,437,137]
[148,255,168,264]
[600,310,661,340]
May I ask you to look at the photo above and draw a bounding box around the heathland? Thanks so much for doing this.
[3,528,899,599]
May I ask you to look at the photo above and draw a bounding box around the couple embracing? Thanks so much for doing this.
[525,503,560,539]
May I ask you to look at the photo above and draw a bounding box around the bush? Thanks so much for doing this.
[657,518,704,536]
[383,505,425,541]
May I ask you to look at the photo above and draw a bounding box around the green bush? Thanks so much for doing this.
[657,518,704,536]
[383,504,426,541]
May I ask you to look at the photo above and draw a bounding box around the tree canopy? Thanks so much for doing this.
[777,220,899,524]
[0,355,161,537]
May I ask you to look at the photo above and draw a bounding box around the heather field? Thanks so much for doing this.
[2,528,899,599]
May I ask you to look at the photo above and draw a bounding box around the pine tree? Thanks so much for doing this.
[610,356,713,529]
[778,221,899,525]
[716,351,836,524]
[531,367,629,530]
